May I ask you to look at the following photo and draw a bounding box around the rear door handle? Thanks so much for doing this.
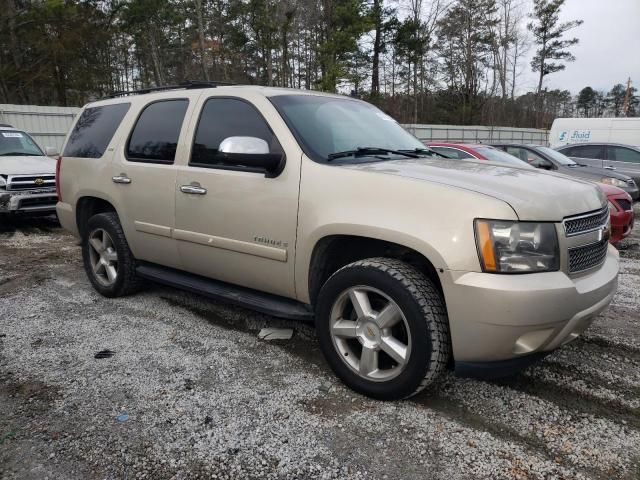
[603,166,616,170]
[180,185,207,195]
[112,175,132,184]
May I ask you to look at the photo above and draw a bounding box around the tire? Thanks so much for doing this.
[315,257,450,400]
[82,212,143,297]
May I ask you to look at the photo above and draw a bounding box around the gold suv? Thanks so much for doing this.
[56,83,619,400]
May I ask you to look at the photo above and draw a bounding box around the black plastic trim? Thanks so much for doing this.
[136,262,313,321]
[455,352,549,379]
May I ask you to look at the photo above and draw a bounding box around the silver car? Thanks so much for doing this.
[556,143,640,189]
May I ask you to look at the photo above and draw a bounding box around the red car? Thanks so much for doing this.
[599,183,634,244]
[428,143,634,244]
[427,142,530,168]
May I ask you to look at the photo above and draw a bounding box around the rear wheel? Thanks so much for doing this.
[316,258,450,400]
[82,212,142,297]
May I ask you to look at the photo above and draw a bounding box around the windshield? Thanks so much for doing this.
[474,147,532,168]
[269,95,425,162]
[0,130,44,156]
[537,146,577,166]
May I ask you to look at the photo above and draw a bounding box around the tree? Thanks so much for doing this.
[528,0,582,95]
[576,86,596,117]
[437,0,498,123]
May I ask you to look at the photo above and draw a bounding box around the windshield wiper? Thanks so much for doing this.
[327,147,419,161]
[398,147,449,159]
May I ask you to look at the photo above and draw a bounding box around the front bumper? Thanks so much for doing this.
[442,246,619,369]
[610,209,634,244]
[0,188,58,213]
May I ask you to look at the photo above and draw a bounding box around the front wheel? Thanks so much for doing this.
[315,258,450,400]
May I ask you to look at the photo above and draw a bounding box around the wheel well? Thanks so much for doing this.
[76,197,117,238]
[308,235,443,305]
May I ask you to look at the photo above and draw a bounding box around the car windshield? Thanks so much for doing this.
[474,147,531,168]
[537,146,577,166]
[269,94,425,163]
[0,130,44,156]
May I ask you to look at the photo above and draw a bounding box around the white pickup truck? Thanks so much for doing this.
[0,124,58,215]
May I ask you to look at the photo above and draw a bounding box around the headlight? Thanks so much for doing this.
[601,177,628,188]
[0,176,5,188]
[475,220,559,273]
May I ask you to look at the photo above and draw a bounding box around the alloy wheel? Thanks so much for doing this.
[329,286,412,382]
[87,228,119,287]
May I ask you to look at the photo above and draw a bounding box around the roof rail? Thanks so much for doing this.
[102,80,236,100]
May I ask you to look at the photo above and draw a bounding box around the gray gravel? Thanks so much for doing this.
[1,209,639,480]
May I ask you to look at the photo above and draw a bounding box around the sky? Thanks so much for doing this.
[519,0,640,95]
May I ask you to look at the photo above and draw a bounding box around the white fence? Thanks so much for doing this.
[0,104,80,151]
[402,124,549,146]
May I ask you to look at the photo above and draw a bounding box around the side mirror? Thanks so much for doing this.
[218,136,284,177]
[219,136,269,155]
[45,146,59,157]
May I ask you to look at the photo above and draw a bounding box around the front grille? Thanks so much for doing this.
[616,199,632,211]
[563,207,609,236]
[6,174,56,191]
[568,239,609,273]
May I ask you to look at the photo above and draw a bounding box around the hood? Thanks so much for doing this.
[570,164,631,182]
[596,182,629,198]
[343,158,605,221]
[0,155,56,176]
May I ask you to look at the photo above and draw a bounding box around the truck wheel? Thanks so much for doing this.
[82,212,142,297]
[315,258,450,400]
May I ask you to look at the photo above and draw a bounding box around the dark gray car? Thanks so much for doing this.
[555,143,640,187]
[493,143,639,200]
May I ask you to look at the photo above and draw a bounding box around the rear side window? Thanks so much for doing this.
[570,144,604,159]
[126,100,189,164]
[64,103,130,158]
[609,146,640,164]
[190,98,281,169]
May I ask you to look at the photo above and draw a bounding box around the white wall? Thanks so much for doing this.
[403,124,549,146]
[0,104,81,151]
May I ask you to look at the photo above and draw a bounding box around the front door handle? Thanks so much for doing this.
[180,184,207,195]
[112,175,132,184]
[603,165,616,170]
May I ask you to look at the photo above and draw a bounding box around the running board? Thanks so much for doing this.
[136,263,314,322]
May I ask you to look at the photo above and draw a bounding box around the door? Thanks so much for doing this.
[111,97,193,269]
[174,96,301,299]
[605,145,640,184]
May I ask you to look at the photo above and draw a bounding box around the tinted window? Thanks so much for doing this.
[609,146,640,164]
[429,147,473,159]
[570,144,604,159]
[504,147,528,162]
[64,103,130,158]
[127,100,189,163]
[191,98,281,168]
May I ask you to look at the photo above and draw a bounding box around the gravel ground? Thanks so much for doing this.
[1,208,639,480]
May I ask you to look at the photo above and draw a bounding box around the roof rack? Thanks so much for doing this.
[102,80,236,99]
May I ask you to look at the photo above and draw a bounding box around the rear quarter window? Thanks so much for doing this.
[63,103,130,158]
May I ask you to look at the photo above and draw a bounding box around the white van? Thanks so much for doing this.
[549,118,640,148]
